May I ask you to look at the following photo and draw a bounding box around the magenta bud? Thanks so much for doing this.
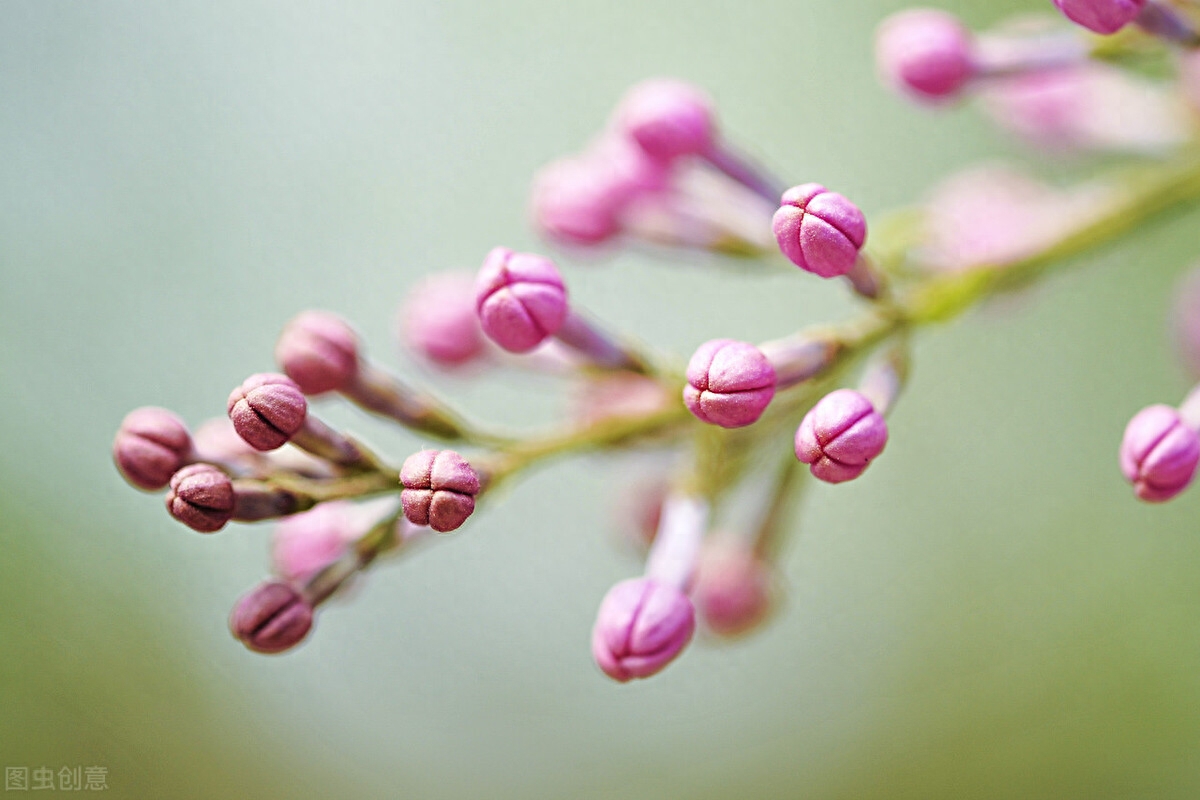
[591,577,695,682]
[475,247,569,353]
[613,79,717,162]
[1119,405,1200,502]
[166,463,235,532]
[271,502,358,583]
[692,538,774,638]
[1053,0,1147,34]
[113,407,194,491]
[275,311,360,395]
[795,389,888,484]
[400,272,487,368]
[876,9,976,101]
[399,449,481,533]
[229,581,314,655]
[773,184,867,279]
[227,373,308,452]
[684,339,777,428]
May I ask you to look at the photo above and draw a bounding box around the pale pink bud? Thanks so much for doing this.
[692,537,775,638]
[795,389,888,484]
[684,339,777,428]
[229,581,314,655]
[773,184,867,279]
[1120,405,1200,502]
[166,463,235,533]
[400,272,486,368]
[613,79,717,162]
[1171,266,1200,379]
[876,9,976,101]
[475,247,568,353]
[275,311,360,395]
[591,577,695,682]
[113,407,195,491]
[1053,0,1147,34]
[271,502,360,583]
[399,449,481,533]
[227,373,307,452]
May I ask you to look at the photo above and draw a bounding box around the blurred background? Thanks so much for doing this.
[4,1,1200,797]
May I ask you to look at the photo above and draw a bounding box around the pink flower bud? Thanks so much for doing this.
[1171,266,1200,379]
[1119,405,1200,502]
[772,184,867,279]
[113,407,195,491]
[275,311,360,395]
[399,449,481,532]
[475,247,569,353]
[166,463,235,532]
[876,9,976,101]
[592,577,695,682]
[692,537,775,638]
[271,502,360,583]
[1053,0,1147,34]
[229,581,314,655]
[684,339,777,428]
[399,272,486,368]
[613,79,717,162]
[573,373,674,427]
[795,389,888,484]
[227,373,307,452]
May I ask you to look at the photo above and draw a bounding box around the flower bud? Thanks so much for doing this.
[876,9,976,102]
[475,247,568,353]
[773,184,867,279]
[795,389,888,484]
[692,537,774,638]
[613,79,716,162]
[227,373,307,451]
[271,502,360,583]
[399,449,481,532]
[400,272,486,368]
[684,339,776,428]
[229,581,314,655]
[275,311,360,395]
[1053,0,1146,34]
[113,407,194,491]
[166,463,235,532]
[1119,404,1200,502]
[591,577,695,682]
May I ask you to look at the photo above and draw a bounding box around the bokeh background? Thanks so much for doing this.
[4,1,1200,797]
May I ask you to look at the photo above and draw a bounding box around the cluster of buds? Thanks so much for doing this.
[115,1,1200,681]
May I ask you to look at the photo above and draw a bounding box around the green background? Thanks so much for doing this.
[3,1,1200,797]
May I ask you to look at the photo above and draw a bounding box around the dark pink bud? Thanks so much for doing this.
[113,407,194,491]
[475,247,568,353]
[592,577,695,682]
[692,537,774,638]
[773,184,867,279]
[400,273,487,368]
[876,9,976,101]
[227,373,308,452]
[1053,0,1147,34]
[795,389,889,484]
[399,449,481,533]
[275,311,360,395]
[683,339,776,428]
[1119,405,1200,502]
[614,79,717,162]
[166,463,235,533]
[229,581,314,655]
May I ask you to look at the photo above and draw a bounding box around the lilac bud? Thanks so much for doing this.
[773,184,867,279]
[591,577,695,682]
[275,311,360,395]
[1119,405,1200,502]
[229,581,314,655]
[795,389,888,484]
[166,463,235,533]
[271,502,359,583]
[876,9,976,102]
[1053,0,1147,34]
[684,339,777,428]
[475,247,569,353]
[227,373,307,452]
[399,449,481,532]
[400,272,486,369]
[613,79,717,163]
[692,536,774,638]
[113,407,195,491]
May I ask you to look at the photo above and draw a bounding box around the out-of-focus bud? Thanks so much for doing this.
[399,449,481,532]
[795,389,888,484]
[475,247,568,353]
[684,339,776,428]
[399,272,487,369]
[613,477,670,553]
[227,373,308,452]
[275,311,360,395]
[1119,404,1200,502]
[876,9,976,102]
[692,535,775,638]
[113,407,195,491]
[1052,0,1147,35]
[271,501,365,583]
[613,79,717,163]
[229,581,314,655]
[591,577,695,682]
[166,463,235,532]
[573,373,674,427]
[1171,266,1200,380]
[773,184,867,279]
